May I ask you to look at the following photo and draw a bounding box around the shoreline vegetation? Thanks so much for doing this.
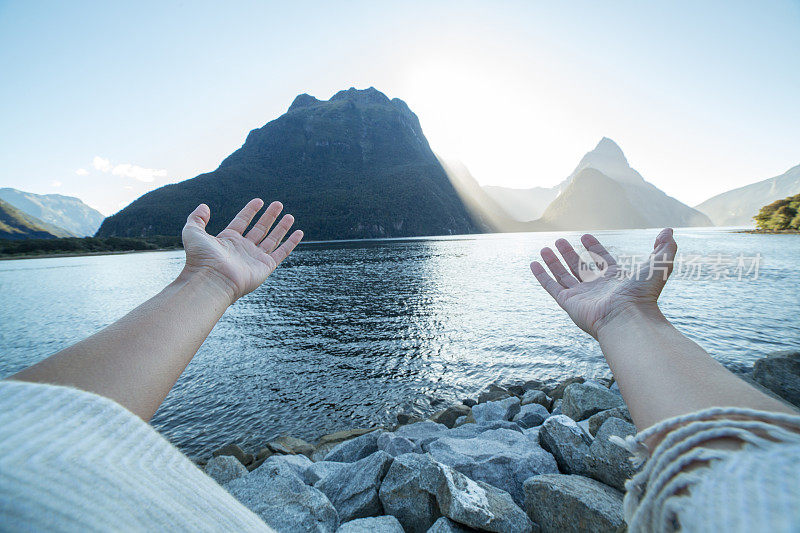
[0,235,183,260]
[737,228,800,234]
[196,351,799,532]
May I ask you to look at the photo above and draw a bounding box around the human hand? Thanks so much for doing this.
[181,198,303,303]
[530,228,677,338]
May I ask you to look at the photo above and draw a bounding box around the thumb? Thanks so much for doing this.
[648,228,677,282]
[653,228,677,261]
[185,204,210,232]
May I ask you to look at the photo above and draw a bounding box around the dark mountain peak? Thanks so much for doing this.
[287,93,320,112]
[97,87,479,240]
[329,86,391,106]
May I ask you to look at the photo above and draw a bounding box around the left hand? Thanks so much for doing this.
[181,198,303,302]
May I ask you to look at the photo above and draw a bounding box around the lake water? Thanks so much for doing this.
[1,228,798,458]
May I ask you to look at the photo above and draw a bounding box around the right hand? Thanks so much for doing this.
[530,228,677,338]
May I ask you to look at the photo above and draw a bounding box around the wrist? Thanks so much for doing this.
[175,266,238,307]
[595,302,666,343]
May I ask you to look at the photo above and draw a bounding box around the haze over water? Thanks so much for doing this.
[1,228,798,458]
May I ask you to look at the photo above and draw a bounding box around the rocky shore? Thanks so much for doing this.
[199,350,799,533]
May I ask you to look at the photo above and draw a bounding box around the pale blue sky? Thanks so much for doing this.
[1,0,798,215]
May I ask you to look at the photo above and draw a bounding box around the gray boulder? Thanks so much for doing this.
[421,421,524,452]
[546,377,585,400]
[379,453,442,533]
[561,382,625,421]
[478,383,513,403]
[204,455,248,485]
[587,406,633,436]
[397,413,425,426]
[305,461,349,485]
[520,390,551,409]
[471,397,521,425]
[430,404,472,428]
[268,435,316,457]
[427,428,558,505]
[315,451,394,523]
[422,460,533,533]
[753,350,800,407]
[259,453,314,479]
[523,474,624,533]
[337,516,404,533]
[226,460,338,532]
[325,430,384,463]
[587,418,637,491]
[378,432,422,456]
[426,517,472,532]
[394,421,449,448]
[453,416,467,427]
[513,403,550,429]
[538,415,592,475]
[506,379,545,398]
[314,428,380,462]
[461,398,477,408]
[426,420,522,445]
[550,399,563,416]
[212,443,253,466]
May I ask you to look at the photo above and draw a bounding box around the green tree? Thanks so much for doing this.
[753,193,800,230]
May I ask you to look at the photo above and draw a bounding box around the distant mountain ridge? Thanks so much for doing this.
[0,188,104,237]
[695,164,800,226]
[97,87,481,240]
[485,138,711,230]
[0,198,73,240]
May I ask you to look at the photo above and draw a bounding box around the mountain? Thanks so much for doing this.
[0,198,73,240]
[539,168,648,230]
[534,138,712,230]
[482,185,557,222]
[97,87,481,240]
[0,188,104,237]
[695,164,800,226]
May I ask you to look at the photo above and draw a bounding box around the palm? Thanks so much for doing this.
[531,229,677,337]
[181,200,303,301]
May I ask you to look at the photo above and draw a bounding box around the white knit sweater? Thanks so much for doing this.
[2,380,799,532]
[0,380,273,532]
[617,406,800,532]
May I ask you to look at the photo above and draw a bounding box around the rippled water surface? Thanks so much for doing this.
[1,228,798,457]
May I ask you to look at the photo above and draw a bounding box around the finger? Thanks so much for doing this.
[269,230,303,265]
[541,247,579,288]
[649,228,677,275]
[555,238,589,280]
[259,214,295,253]
[530,261,563,300]
[245,201,283,244]
[580,234,617,268]
[653,228,675,252]
[185,204,210,231]
[223,198,264,235]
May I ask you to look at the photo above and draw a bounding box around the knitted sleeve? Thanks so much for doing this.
[0,380,273,532]
[615,406,800,533]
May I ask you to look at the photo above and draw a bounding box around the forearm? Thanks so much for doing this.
[11,268,234,420]
[597,303,797,432]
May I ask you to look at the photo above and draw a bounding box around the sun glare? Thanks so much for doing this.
[399,54,581,190]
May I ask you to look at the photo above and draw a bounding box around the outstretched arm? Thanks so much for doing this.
[10,199,303,421]
[530,228,795,432]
